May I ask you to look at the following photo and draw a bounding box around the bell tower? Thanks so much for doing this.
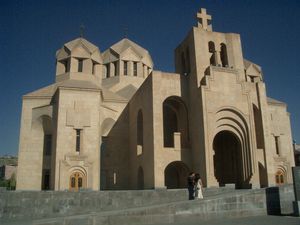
[175,8,245,86]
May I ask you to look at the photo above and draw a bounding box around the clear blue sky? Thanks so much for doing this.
[0,0,299,156]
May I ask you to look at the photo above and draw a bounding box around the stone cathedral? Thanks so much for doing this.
[17,8,295,191]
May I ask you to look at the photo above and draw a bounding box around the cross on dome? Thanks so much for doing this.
[197,8,212,31]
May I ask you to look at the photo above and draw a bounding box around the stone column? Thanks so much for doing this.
[143,65,148,77]
[128,61,133,76]
[70,57,78,72]
[174,132,181,150]
[137,62,143,77]
[119,60,124,76]
[109,62,114,77]
[215,51,222,66]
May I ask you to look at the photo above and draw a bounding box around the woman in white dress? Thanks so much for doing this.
[194,173,203,199]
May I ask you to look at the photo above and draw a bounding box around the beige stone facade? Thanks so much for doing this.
[17,8,295,191]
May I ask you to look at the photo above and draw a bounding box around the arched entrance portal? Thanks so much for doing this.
[164,161,189,189]
[213,131,244,188]
[69,171,86,191]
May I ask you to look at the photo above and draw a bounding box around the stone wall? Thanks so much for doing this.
[0,185,296,222]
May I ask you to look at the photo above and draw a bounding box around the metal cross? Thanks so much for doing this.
[197,8,212,31]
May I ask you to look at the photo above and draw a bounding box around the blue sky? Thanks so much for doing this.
[0,0,299,155]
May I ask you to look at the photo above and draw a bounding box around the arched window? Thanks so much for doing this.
[208,41,216,66]
[275,169,285,185]
[220,43,229,67]
[137,110,143,146]
[163,97,189,148]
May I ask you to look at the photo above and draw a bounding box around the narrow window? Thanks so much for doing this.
[124,61,128,75]
[78,59,83,72]
[71,177,76,188]
[114,61,118,76]
[75,129,81,152]
[208,41,216,66]
[92,62,96,74]
[43,134,52,156]
[42,169,50,190]
[78,177,83,188]
[220,43,229,67]
[275,136,280,155]
[106,64,110,78]
[133,62,138,76]
[61,59,70,73]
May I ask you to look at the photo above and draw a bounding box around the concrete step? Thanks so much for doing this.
[31,190,268,225]
[0,185,295,225]
[0,187,236,221]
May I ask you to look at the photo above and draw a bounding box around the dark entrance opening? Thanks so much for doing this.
[164,161,190,189]
[213,130,244,188]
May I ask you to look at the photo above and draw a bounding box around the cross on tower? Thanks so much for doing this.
[197,8,212,31]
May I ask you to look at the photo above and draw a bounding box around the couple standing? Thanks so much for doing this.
[187,172,203,200]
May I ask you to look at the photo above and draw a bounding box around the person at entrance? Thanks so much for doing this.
[187,172,195,200]
[194,173,203,199]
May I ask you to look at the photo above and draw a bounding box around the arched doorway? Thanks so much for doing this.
[164,161,190,189]
[213,130,244,188]
[137,167,144,190]
[69,171,86,191]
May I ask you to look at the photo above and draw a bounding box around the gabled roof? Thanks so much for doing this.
[64,38,99,54]
[24,83,57,98]
[110,38,149,58]
[244,59,262,73]
[24,80,127,102]
[102,38,153,66]
[102,88,127,102]
[267,97,286,106]
[24,80,101,98]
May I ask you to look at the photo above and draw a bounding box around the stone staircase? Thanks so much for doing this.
[0,185,295,225]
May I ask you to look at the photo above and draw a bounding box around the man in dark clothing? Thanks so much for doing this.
[187,172,195,200]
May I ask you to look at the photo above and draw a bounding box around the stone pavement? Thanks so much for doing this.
[155,215,300,225]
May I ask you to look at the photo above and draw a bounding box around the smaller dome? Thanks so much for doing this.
[55,38,103,82]
[102,38,153,79]
[56,38,102,64]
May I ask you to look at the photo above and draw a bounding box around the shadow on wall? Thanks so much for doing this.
[265,186,296,216]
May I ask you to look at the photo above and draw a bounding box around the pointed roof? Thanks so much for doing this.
[64,38,99,54]
[24,80,126,102]
[244,59,262,72]
[110,38,150,58]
